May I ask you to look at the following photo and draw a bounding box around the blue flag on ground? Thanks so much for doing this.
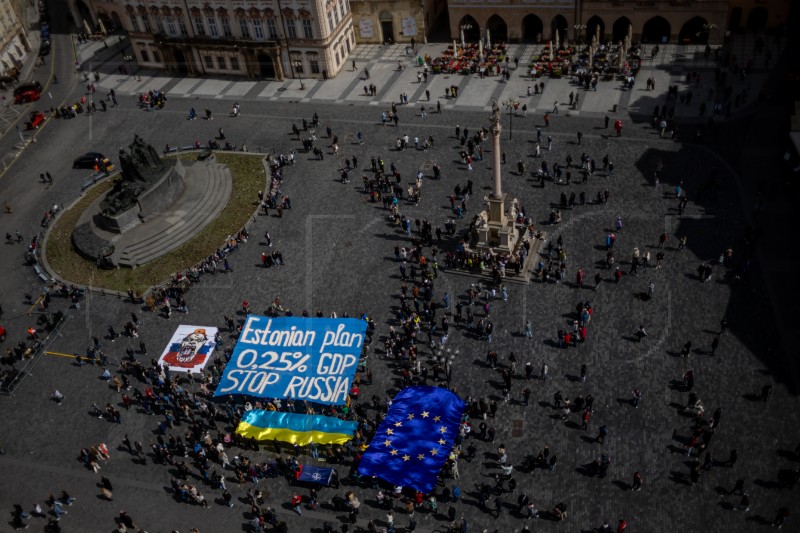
[358,386,465,493]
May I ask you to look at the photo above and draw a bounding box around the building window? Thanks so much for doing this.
[239,18,250,38]
[155,15,164,34]
[128,13,140,32]
[204,55,213,69]
[165,16,176,36]
[178,16,188,36]
[140,49,150,62]
[335,4,340,23]
[221,16,232,37]
[266,18,278,39]
[302,19,313,39]
[152,50,161,62]
[309,58,319,74]
[286,19,297,39]
[217,56,226,69]
[141,15,152,32]
[230,56,240,70]
[339,0,346,15]
[253,18,264,40]
[328,13,334,32]
[194,16,205,36]
[207,16,218,37]
[335,50,339,65]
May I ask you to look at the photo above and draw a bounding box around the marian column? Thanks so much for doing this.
[487,101,506,228]
[491,103,503,199]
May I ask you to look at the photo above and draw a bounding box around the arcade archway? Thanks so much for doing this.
[486,14,507,43]
[586,15,604,43]
[642,16,671,43]
[522,14,543,43]
[612,16,632,43]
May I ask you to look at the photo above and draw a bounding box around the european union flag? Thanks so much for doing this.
[358,386,465,493]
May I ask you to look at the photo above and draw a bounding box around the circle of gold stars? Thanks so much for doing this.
[376,411,450,461]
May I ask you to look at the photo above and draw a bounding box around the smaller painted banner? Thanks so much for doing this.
[158,325,218,373]
[236,410,357,445]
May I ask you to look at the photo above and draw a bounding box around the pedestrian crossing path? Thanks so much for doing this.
[89,41,768,119]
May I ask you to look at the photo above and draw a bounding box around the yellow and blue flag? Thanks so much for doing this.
[236,410,357,445]
[358,386,465,493]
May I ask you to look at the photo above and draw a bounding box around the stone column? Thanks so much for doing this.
[492,120,502,198]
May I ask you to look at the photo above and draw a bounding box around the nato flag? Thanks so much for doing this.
[358,386,465,493]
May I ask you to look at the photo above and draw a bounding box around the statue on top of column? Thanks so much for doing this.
[490,99,501,127]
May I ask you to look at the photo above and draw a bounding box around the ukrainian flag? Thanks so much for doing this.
[236,410,357,445]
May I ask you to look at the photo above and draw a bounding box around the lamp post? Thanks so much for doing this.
[460,23,472,48]
[702,23,718,44]
[293,59,305,90]
[573,24,586,45]
[501,97,518,140]
[123,53,138,80]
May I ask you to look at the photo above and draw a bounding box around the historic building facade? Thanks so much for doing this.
[1,0,30,77]
[446,0,788,46]
[349,0,446,45]
[87,0,356,80]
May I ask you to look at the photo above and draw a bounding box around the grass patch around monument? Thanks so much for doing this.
[45,152,265,293]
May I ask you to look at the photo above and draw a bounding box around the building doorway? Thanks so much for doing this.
[174,49,189,73]
[486,14,507,43]
[258,53,275,78]
[551,15,567,42]
[612,16,632,43]
[586,15,604,43]
[679,16,708,44]
[379,11,394,44]
[522,14,543,43]
[458,15,480,43]
[642,16,671,43]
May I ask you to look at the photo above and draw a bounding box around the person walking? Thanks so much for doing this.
[632,472,643,491]
[710,336,719,355]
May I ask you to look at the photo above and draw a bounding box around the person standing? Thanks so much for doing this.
[710,336,719,355]
[632,472,643,491]
[541,363,549,381]
[581,409,591,430]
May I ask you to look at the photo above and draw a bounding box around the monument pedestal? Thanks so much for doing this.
[477,193,518,253]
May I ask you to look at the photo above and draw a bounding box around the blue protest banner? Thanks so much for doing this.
[214,316,367,405]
